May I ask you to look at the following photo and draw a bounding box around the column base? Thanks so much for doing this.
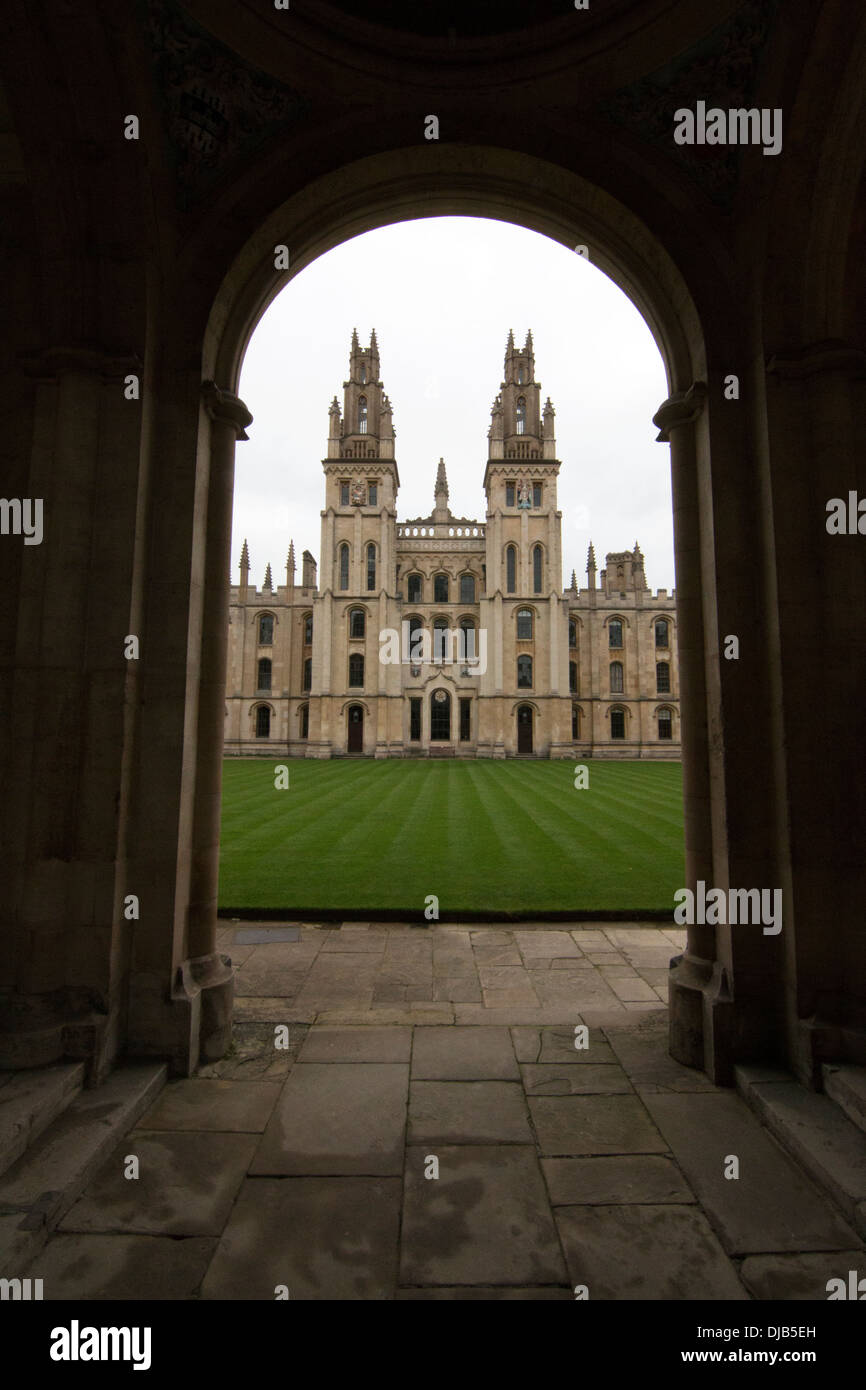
[668,953,735,1086]
[127,951,234,1077]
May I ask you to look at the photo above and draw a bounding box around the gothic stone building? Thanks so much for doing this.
[225,331,679,760]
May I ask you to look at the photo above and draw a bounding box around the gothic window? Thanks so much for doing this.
[339,543,349,590]
[340,482,350,506]
[533,483,542,508]
[506,482,515,507]
[506,545,516,593]
[300,704,309,739]
[459,573,475,603]
[303,657,312,692]
[348,653,364,687]
[516,397,526,435]
[408,616,424,662]
[610,708,625,739]
[532,544,543,593]
[366,543,376,591]
[569,661,577,694]
[656,661,671,694]
[655,618,669,648]
[349,608,366,639]
[658,708,672,740]
[610,661,624,693]
[256,705,271,738]
[407,573,422,602]
[433,618,449,662]
[568,619,577,648]
[410,697,422,741]
[303,613,313,645]
[572,705,580,739]
[517,608,533,641]
[358,396,367,434]
[609,618,623,648]
[460,619,476,661]
[359,363,366,384]
[460,698,471,741]
[257,657,272,692]
[517,365,524,385]
[367,481,378,506]
[430,690,451,741]
[258,614,274,646]
[517,654,533,688]
[434,572,449,603]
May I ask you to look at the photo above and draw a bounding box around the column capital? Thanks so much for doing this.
[653,381,708,442]
[201,380,253,440]
[765,339,866,381]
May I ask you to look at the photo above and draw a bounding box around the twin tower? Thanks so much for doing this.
[225,329,680,759]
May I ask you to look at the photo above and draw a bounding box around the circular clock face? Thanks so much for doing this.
[434,689,447,703]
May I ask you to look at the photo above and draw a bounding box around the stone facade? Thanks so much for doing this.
[225,332,680,760]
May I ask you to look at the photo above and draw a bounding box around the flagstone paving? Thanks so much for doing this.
[24,922,866,1300]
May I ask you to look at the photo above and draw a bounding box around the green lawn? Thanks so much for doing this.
[218,758,684,918]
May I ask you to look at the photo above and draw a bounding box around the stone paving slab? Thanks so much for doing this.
[318,1006,455,1025]
[643,1092,862,1254]
[200,1177,402,1300]
[529,1095,669,1156]
[233,997,317,1023]
[234,926,300,944]
[251,1063,409,1175]
[511,1026,618,1066]
[411,1027,520,1080]
[605,1025,722,1094]
[455,1005,602,1026]
[197,1023,308,1079]
[400,1145,567,1287]
[297,1025,412,1063]
[26,1234,217,1299]
[521,1064,633,1096]
[233,970,309,998]
[555,1204,747,1299]
[408,1081,532,1144]
[739,1250,866,1300]
[59,1132,258,1237]
[397,1286,572,1299]
[138,1079,281,1132]
[514,931,583,959]
[542,1155,695,1205]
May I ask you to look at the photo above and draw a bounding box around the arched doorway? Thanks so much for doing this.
[347,704,364,753]
[517,704,533,754]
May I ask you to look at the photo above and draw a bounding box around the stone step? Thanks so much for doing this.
[823,1064,866,1136]
[736,1066,866,1240]
[0,1062,86,1180]
[0,1062,166,1279]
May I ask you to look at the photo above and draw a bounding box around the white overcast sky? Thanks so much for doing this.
[233,216,675,594]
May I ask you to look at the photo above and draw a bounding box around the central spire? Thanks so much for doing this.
[432,457,450,523]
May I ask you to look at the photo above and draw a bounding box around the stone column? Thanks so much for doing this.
[653,383,721,1070]
[185,382,252,1061]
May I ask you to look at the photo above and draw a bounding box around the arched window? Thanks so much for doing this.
[655,618,669,648]
[430,689,451,741]
[532,544,543,594]
[256,705,271,738]
[408,616,424,662]
[568,618,577,648]
[656,661,671,694]
[300,704,309,739]
[610,661,623,693]
[517,365,524,385]
[506,545,516,594]
[517,608,533,641]
[658,708,673,740]
[569,661,577,694]
[303,657,312,692]
[516,396,526,435]
[349,608,366,639]
[348,653,364,687]
[258,614,274,646]
[460,619,476,661]
[358,396,367,434]
[359,362,367,384]
[610,708,625,739]
[572,705,580,739]
[608,618,623,649]
[257,657,272,692]
[433,617,449,663]
[517,654,533,688]
[434,573,449,603]
[303,613,313,645]
[339,543,349,590]
[459,573,475,603]
[407,573,422,603]
[366,543,376,591]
